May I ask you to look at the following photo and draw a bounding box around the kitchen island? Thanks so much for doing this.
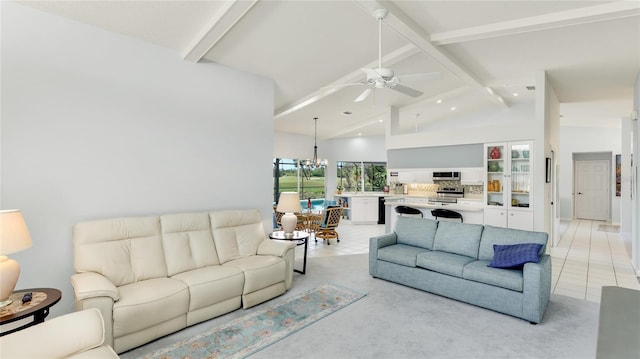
[384,196,484,231]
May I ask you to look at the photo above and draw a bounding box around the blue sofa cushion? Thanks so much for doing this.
[478,225,547,261]
[488,243,543,269]
[463,260,524,292]
[416,251,475,278]
[395,216,438,250]
[432,221,483,258]
[378,244,431,267]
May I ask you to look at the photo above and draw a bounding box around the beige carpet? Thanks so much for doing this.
[122,254,599,359]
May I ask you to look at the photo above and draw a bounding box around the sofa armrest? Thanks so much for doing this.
[257,239,297,257]
[71,272,119,301]
[522,254,552,323]
[369,233,398,277]
[0,308,118,359]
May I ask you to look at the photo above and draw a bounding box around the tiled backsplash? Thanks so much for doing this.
[404,181,483,196]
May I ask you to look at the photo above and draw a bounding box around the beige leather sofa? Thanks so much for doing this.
[0,308,119,358]
[71,209,296,353]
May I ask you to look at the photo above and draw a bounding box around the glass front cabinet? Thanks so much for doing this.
[484,141,534,231]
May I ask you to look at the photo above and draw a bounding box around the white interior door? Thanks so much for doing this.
[575,160,610,220]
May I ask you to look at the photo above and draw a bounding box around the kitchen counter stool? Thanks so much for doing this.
[395,206,423,217]
[431,209,463,222]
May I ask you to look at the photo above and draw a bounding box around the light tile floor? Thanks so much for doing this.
[550,219,640,303]
[295,219,640,303]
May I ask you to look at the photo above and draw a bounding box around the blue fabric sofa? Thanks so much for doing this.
[369,216,551,323]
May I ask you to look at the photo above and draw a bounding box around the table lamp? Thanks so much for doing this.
[276,192,301,236]
[0,209,33,307]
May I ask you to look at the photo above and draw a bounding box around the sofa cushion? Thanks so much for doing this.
[210,209,266,264]
[223,256,286,294]
[488,243,543,269]
[416,251,475,278]
[432,221,484,259]
[378,244,431,267]
[73,216,168,286]
[478,225,548,261]
[113,278,189,337]
[161,212,221,276]
[395,216,438,249]
[463,260,524,292]
[171,265,244,312]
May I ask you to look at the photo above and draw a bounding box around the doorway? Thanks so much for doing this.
[574,154,611,221]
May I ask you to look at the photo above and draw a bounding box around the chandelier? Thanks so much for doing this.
[304,117,327,169]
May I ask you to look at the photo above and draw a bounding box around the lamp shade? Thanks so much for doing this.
[276,192,301,213]
[0,210,33,255]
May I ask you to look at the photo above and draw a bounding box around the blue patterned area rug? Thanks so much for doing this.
[144,284,366,359]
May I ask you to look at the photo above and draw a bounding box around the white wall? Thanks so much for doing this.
[386,102,537,149]
[632,72,640,273]
[558,126,622,221]
[539,71,560,244]
[1,2,274,316]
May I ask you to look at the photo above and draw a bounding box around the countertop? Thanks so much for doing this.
[384,196,484,212]
[334,192,387,197]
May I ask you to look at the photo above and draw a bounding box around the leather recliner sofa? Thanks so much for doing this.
[71,209,296,353]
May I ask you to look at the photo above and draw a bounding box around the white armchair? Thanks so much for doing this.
[0,308,118,358]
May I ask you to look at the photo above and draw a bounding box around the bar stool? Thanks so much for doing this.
[395,205,423,217]
[431,209,463,222]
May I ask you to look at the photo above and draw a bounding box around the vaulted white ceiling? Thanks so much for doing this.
[21,0,640,138]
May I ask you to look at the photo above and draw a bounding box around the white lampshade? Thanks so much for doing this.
[276,192,301,213]
[276,192,301,234]
[0,209,33,307]
[1,210,32,255]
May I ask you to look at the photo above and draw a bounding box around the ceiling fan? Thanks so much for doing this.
[347,8,440,103]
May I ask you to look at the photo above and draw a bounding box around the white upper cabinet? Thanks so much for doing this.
[460,168,484,185]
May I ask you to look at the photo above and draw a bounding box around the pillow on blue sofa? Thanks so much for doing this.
[488,243,543,269]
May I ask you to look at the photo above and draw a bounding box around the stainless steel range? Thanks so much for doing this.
[429,187,464,204]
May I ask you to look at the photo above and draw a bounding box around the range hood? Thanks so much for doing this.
[432,171,461,181]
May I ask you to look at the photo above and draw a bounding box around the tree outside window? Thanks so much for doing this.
[337,161,386,192]
[273,158,325,203]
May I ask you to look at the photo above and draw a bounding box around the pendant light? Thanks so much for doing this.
[304,117,327,169]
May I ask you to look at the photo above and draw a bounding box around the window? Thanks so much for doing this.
[273,158,325,203]
[337,161,386,192]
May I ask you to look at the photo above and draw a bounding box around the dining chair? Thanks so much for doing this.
[313,206,343,245]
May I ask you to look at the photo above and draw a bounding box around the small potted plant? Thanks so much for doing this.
[336,186,343,195]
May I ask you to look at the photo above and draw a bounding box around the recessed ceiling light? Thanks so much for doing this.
[342,111,352,115]
[358,132,362,136]
[513,93,519,97]
[379,119,383,123]
[436,99,442,104]
[450,106,456,111]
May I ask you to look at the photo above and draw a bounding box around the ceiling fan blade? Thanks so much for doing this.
[396,71,441,81]
[354,88,373,102]
[390,84,423,98]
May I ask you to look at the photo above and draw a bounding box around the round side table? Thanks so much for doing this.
[0,288,62,336]
[269,230,309,274]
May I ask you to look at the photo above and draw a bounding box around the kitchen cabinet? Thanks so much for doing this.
[397,171,432,184]
[460,168,484,185]
[350,196,379,224]
[483,208,533,231]
[484,141,533,230]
